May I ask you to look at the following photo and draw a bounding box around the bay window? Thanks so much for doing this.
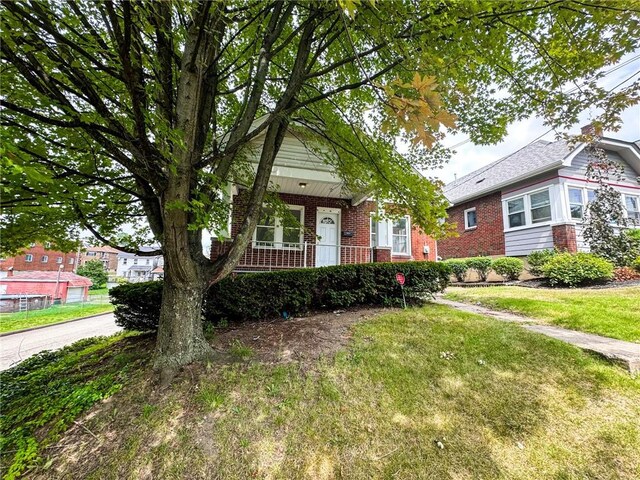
[505,188,553,229]
[568,187,584,219]
[254,205,304,248]
[626,195,640,222]
[507,197,526,228]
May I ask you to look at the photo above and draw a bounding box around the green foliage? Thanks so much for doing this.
[443,259,468,282]
[491,257,524,281]
[110,262,451,331]
[542,253,614,287]
[76,260,108,290]
[0,334,146,478]
[465,257,493,282]
[526,249,557,277]
[632,257,640,273]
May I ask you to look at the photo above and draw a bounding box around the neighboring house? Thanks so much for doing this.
[79,245,120,273]
[0,243,77,275]
[210,122,436,271]
[0,270,92,303]
[438,130,640,259]
[116,247,164,282]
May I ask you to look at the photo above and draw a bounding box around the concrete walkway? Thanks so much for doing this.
[435,298,640,374]
[0,313,121,371]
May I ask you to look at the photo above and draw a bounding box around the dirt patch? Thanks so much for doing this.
[211,306,392,364]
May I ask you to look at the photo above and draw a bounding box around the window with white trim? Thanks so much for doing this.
[69,257,74,264]
[56,257,63,264]
[567,187,597,220]
[530,190,551,223]
[41,255,49,263]
[122,258,127,265]
[626,194,640,222]
[392,216,410,254]
[507,197,526,228]
[464,207,477,230]
[370,215,378,247]
[25,254,33,262]
[253,205,304,248]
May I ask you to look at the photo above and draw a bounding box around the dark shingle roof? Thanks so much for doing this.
[444,139,572,204]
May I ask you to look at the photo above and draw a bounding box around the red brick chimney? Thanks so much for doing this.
[581,123,603,137]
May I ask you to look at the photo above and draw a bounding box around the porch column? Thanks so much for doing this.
[551,223,578,252]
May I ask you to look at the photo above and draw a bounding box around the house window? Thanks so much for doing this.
[507,197,526,228]
[133,259,138,265]
[122,258,128,265]
[392,217,410,255]
[44,242,51,248]
[370,216,378,247]
[626,195,640,222]
[41,255,49,263]
[464,207,477,230]
[69,257,74,265]
[530,190,551,223]
[253,206,304,248]
[568,188,584,219]
[56,257,63,264]
[87,251,97,256]
[25,254,33,262]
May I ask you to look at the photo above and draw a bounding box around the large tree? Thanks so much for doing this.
[1,0,639,381]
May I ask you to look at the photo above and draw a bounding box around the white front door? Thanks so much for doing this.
[316,210,339,267]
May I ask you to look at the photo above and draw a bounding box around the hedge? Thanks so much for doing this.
[110,261,451,331]
[465,256,493,282]
[542,252,614,287]
[492,257,524,281]
[443,259,468,282]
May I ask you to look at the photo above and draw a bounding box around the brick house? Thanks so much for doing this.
[438,133,640,259]
[0,243,78,274]
[79,245,121,274]
[210,123,436,271]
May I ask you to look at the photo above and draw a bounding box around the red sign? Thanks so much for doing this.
[395,273,405,286]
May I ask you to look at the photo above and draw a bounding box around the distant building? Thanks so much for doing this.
[79,245,120,273]
[116,247,164,282]
[0,243,77,274]
[0,270,92,304]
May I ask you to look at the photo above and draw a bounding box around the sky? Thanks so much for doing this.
[426,52,640,185]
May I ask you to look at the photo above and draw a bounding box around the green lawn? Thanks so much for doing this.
[0,302,114,334]
[444,286,640,343]
[88,287,109,296]
[6,305,639,479]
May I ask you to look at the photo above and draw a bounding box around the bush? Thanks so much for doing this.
[110,261,451,331]
[542,253,614,287]
[632,256,640,273]
[492,257,524,281]
[526,249,556,277]
[443,259,468,282]
[76,260,108,290]
[465,257,493,282]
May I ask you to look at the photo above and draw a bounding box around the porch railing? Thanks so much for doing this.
[231,241,373,271]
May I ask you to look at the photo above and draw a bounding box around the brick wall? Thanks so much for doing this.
[551,224,578,252]
[438,192,505,259]
[0,244,78,272]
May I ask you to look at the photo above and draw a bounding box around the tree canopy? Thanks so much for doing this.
[1,0,639,375]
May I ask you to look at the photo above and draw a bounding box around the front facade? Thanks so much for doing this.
[0,243,78,274]
[439,135,640,259]
[210,125,436,271]
[80,246,120,273]
[116,248,164,282]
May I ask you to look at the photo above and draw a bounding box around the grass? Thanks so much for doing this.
[0,333,150,479]
[89,287,109,296]
[0,302,114,334]
[20,305,640,479]
[445,286,640,343]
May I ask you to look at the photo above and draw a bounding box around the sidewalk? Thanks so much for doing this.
[435,297,640,374]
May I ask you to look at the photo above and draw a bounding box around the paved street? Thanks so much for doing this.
[0,313,122,371]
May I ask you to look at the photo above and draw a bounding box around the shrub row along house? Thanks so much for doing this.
[438,129,640,259]
[210,122,436,270]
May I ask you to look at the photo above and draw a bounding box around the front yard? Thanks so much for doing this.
[0,301,114,334]
[4,304,639,479]
[445,286,640,343]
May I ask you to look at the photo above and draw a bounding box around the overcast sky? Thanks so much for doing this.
[426,52,640,184]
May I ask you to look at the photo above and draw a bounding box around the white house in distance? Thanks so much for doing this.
[116,247,164,282]
[438,127,640,259]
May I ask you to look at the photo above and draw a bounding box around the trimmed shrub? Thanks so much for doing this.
[526,249,556,277]
[110,261,451,331]
[542,253,614,287]
[443,259,468,282]
[632,256,640,273]
[492,257,524,281]
[465,256,493,282]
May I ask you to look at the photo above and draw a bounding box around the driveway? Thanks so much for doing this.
[0,313,122,371]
